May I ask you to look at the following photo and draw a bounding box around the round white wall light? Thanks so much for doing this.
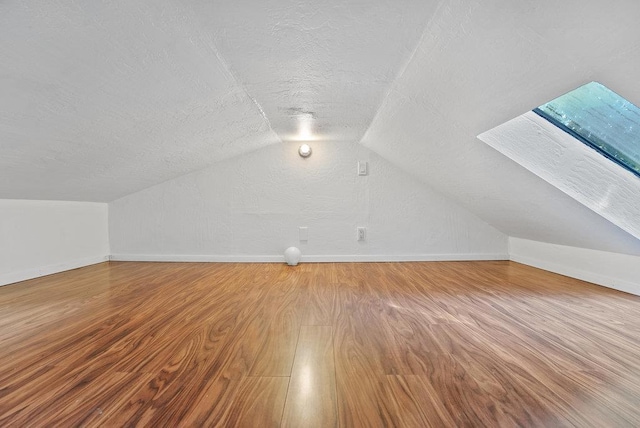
[298,144,312,158]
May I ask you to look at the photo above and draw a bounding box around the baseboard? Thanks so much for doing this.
[6,247,637,297]
[0,255,110,287]
[109,253,509,263]
[303,253,509,262]
[509,238,640,296]
[110,254,284,263]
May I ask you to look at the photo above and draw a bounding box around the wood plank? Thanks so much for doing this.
[333,281,407,427]
[386,375,457,428]
[0,261,639,426]
[0,366,143,426]
[300,278,338,326]
[249,279,303,377]
[220,376,289,427]
[282,325,337,428]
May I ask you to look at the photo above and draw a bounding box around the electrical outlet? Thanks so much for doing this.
[299,227,308,241]
[357,227,366,241]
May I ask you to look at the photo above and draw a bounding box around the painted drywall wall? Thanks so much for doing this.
[509,237,640,297]
[110,142,507,261]
[0,200,109,286]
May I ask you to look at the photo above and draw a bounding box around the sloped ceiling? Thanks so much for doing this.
[189,0,439,143]
[479,111,640,241]
[0,0,436,201]
[0,0,281,201]
[361,0,640,255]
[2,0,640,253]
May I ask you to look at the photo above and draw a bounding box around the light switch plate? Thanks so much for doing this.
[358,161,368,176]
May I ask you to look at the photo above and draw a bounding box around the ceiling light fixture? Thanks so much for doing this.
[298,144,312,158]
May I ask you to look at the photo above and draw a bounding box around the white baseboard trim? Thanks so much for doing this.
[110,253,509,263]
[510,253,640,296]
[0,255,110,287]
[303,253,509,262]
[509,238,640,297]
[110,254,283,263]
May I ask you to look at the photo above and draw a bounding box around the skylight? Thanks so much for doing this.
[533,82,640,178]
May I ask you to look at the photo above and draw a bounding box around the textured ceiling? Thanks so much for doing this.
[0,0,283,201]
[191,0,439,143]
[479,111,640,241]
[0,0,437,201]
[361,0,640,255]
[2,0,639,253]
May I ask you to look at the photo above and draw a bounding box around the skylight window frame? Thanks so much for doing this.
[532,82,640,180]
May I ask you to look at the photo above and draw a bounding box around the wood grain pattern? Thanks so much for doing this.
[220,376,289,427]
[0,260,639,426]
[282,325,337,428]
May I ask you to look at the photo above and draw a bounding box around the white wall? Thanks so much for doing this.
[0,200,110,286]
[110,142,508,261]
[510,237,640,296]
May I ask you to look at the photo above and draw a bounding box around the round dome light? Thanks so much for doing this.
[298,144,312,158]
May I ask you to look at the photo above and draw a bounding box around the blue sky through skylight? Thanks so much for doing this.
[533,82,640,178]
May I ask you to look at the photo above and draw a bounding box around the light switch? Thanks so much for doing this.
[358,161,368,176]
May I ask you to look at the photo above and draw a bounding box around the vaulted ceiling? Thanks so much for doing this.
[0,0,436,200]
[360,0,640,254]
[2,0,639,253]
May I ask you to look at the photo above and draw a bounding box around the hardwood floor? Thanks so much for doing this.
[0,261,639,426]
